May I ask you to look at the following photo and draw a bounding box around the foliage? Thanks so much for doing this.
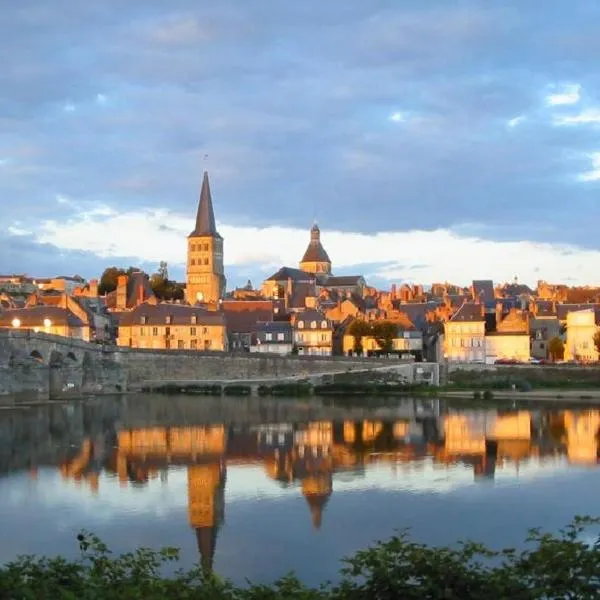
[594,331,600,357]
[548,336,565,361]
[347,319,371,354]
[370,321,397,354]
[3,519,600,599]
[347,320,398,354]
[98,263,183,300]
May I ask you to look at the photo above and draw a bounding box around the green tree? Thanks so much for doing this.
[347,319,371,355]
[548,336,564,361]
[594,331,600,359]
[371,320,397,354]
[98,266,145,295]
[149,262,184,301]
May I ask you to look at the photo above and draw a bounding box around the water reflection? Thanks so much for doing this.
[1,395,600,581]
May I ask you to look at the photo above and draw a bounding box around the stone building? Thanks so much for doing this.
[0,305,90,341]
[186,171,226,305]
[292,309,333,355]
[443,302,486,363]
[299,223,332,276]
[564,308,600,362]
[485,306,530,363]
[117,302,227,351]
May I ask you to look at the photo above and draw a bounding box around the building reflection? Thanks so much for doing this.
[51,407,600,572]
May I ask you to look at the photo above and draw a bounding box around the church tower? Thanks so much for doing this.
[186,171,226,305]
[299,223,332,275]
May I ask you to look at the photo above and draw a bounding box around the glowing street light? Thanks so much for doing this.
[11,318,20,328]
[43,318,52,329]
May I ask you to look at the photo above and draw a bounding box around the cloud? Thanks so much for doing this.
[578,152,600,182]
[546,83,581,106]
[27,205,600,287]
[507,115,525,128]
[389,111,406,123]
[2,1,600,273]
[554,109,600,126]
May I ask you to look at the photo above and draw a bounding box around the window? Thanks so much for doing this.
[166,316,172,325]
[140,316,147,325]
[321,320,327,328]
[140,327,145,336]
[298,321,304,329]
[191,340,197,349]
[311,321,317,329]
[321,333,328,342]
[178,340,184,349]
[152,327,158,336]
[191,315,197,324]
[190,327,197,336]
[297,333,304,342]
[203,258,209,265]
[203,243,209,251]
[265,333,273,341]
[203,327,208,334]
[277,333,284,341]
[191,259,196,266]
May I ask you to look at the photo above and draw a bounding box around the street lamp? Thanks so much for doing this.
[11,318,20,328]
[43,318,52,329]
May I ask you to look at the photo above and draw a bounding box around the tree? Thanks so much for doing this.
[149,262,184,301]
[548,336,565,361]
[347,319,371,355]
[371,320,397,354]
[594,330,600,358]
[98,266,145,295]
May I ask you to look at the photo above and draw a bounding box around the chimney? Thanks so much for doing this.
[137,281,144,306]
[495,301,503,326]
[60,293,68,309]
[116,275,128,310]
[391,283,397,299]
[89,279,98,297]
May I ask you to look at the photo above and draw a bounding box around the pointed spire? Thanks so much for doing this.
[195,526,218,572]
[189,171,220,238]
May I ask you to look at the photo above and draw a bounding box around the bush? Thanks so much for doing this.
[482,389,494,400]
[222,385,252,396]
[3,519,600,599]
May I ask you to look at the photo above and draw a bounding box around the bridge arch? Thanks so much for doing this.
[30,350,44,363]
[66,351,77,362]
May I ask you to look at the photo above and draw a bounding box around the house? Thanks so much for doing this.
[471,280,496,312]
[292,309,333,356]
[105,271,157,313]
[485,307,530,363]
[564,308,600,362]
[529,300,560,360]
[443,302,486,363]
[221,300,275,351]
[252,321,293,354]
[0,306,91,341]
[117,303,227,351]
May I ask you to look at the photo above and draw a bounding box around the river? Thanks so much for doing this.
[0,394,599,585]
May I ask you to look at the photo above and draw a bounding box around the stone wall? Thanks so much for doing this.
[0,330,438,399]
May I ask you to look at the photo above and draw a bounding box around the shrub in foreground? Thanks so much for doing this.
[2,517,600,599]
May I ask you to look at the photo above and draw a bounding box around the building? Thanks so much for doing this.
[292,309,333,355]
[529,300,560,360]
[299,223,332,276]
[565,308,599,362]
[186,171,226,305]
[443,302,486,362]
[0,306,91,341]
[252,321,294,354]
[221,300,275,351]
[485,306,530,363]
[117,303,227,350]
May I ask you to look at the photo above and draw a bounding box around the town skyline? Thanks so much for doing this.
[3,2,600,286]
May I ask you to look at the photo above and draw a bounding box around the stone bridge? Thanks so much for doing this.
[0,330,439,400]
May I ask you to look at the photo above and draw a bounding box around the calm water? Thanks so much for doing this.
[1,394,600,585]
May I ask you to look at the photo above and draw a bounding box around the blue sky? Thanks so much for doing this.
[3,1,600,288]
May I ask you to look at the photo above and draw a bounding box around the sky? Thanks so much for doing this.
[2,1,600,288]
